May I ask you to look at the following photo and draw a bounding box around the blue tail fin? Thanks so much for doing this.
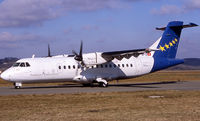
[150,21,198,72]
[152,21,197,59]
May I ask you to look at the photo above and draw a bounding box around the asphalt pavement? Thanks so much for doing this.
[0,81,200,95]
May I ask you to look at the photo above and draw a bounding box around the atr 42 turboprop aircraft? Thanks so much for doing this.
[0,21,198,89]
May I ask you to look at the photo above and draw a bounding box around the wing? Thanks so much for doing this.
[101,48,158,60]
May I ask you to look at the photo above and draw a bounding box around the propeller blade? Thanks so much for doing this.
[79,41,83,59]
[72,50,82,61]
[72,50,78,56]
[48,44,51,57]
[73,41,83,62]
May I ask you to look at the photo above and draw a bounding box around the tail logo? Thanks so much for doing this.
[153,21,197,59]
[169,42,173,47]
[159,45,165,51]
[165,44,169,49]
[159,38,178,52]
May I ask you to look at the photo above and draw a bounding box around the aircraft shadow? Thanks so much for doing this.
[108,81,178,88]
[20,84,83,89]
[19,81,178,89]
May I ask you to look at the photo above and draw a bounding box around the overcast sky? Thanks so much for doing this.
[0,0,199,58]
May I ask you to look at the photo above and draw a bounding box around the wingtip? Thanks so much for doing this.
[189,23,198,27]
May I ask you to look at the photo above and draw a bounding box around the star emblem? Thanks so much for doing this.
[169,42,173,47]
[165,44,169,49]
[172,40,176,44]
[159,45,165,51]
[175,38,178,42]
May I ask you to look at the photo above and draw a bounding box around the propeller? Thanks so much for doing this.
[72,41,85,66]
[47,44,52,57]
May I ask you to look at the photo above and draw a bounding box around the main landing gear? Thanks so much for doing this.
[99,82,108,87]
[96,78,108,87]
[82,78,108,87]
[13,82,22,89]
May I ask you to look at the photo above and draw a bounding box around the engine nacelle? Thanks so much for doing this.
[73,75,93,82]
[82,52,111,66]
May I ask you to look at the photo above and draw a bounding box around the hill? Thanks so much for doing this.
[0,57,19,71]
[167,58,200,70]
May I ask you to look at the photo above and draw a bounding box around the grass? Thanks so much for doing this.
[0,90,200,121]
[118,70,200,83]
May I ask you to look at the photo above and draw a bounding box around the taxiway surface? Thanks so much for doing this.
[0,81,200,95]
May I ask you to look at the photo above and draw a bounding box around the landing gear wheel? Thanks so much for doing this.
[99,82,108,87]
[96,78,108,87]
[15,86,21,89]
[13,82,22,89]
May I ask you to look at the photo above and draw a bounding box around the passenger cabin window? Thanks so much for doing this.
[58,66,61,69]
[122,64,124,68]
[64,66,66,69]
[130,64,133,67]
[68,66,71,69]
[73,65,75,69]
[105,64,108,68]
[118,64,120,67]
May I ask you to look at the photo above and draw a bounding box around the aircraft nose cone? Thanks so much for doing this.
[0,71,10,81]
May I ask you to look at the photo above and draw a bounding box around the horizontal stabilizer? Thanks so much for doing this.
[156,22,198,31]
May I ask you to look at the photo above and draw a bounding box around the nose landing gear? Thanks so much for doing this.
[13,82,22,89]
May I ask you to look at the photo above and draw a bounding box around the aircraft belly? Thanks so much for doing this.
[80,68,119,80]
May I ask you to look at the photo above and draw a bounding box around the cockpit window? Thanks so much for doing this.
[13,63,20,67]
[20,63,25,67]
[26,62,30,67]
[12,62,31,67]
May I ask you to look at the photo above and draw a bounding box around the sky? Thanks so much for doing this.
[0,0,199,59]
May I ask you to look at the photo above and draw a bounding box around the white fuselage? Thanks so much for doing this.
[1,54,154,84]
